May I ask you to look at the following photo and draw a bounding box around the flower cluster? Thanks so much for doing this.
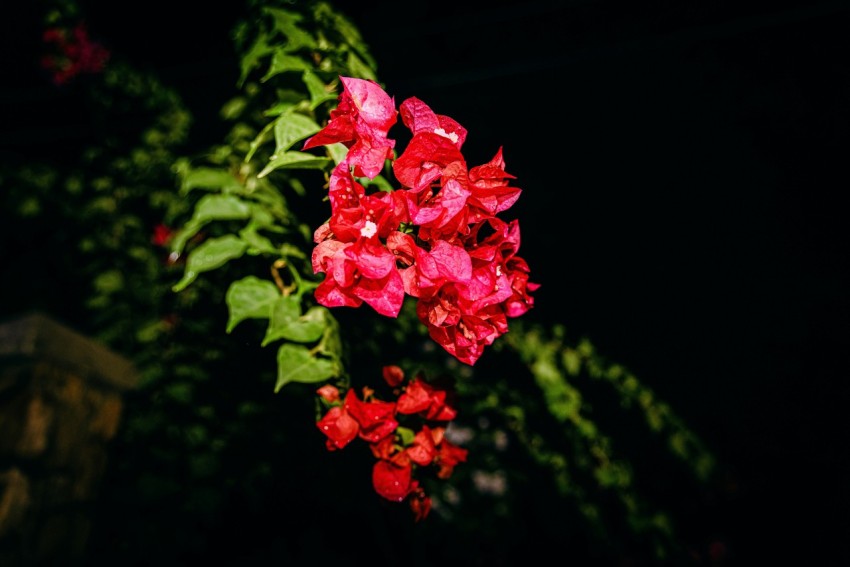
[316,365,468,521]
[41,22,109,85]
[305,77,539,366]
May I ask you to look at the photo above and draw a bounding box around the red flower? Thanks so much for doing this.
[41,22,109,85]
[408,482,432,522]
[312,238,406,317]
[466,148,522,222]
[316,405,359,450]
[397,377,458,421]
[382,365,405,388]
[302,76,397,179]
[399,96,467,148]
[435,436,468,479]
[316,384,340,403]
[343,389,398,443]
[151,223,173,247]
[315,365,468,519]
[405,425,438,466]
[372,454,413,502]
[393,132,465,192]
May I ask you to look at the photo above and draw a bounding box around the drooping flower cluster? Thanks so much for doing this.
[316,365,468,521]
[41,22,109,85]
[305,77,539,366]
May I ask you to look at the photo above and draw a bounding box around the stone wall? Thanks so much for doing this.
[0,312,137,564]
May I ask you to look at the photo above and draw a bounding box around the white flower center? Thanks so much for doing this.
[433,127,459,144]
[360,220,378,238]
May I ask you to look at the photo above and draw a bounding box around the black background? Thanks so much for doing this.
[2,0,849,565]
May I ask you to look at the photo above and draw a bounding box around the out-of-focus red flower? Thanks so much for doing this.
[372,455,413,502]
[396,377,458,421]
[382,365,405,388]
[317,384,340,403]
[316,405,359,450]
[316,365,467,520]
[408,482,432,522]
[344,389,398,443]
[41,22,109,85]
[405,425,438,466]
[435,436,468,479]
[151,223,173,247]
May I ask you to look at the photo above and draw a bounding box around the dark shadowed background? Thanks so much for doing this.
[2,0,848,565]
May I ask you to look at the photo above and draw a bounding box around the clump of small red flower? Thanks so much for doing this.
[304,77,540,366]
[316,365,468,521]
[41,22,109,85]
[151,223,173,247]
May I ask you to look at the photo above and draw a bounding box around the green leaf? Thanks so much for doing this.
[225,276,280,332]
[261,51,312,82]
[326,143,348,165]
[274,112,321,154]
[262,299,327,346]
[172,235,248,292]
[302,71,338,109]
[170,194,252,254]
[244,119,276,164]
[264,8,316,51]
[239,225,279,255]
[275,343,338,392]
[362,174,393,192]
[346,51,378,82]
[93,269,124,294]
[238,32,275,87]
[396,426,415,446]
[181,167,244,195]
[258,151,330,178]
[192,194,252,222]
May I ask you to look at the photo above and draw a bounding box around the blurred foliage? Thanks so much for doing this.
[0,0,726,564]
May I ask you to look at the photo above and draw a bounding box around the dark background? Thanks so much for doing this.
[2,0,849,565]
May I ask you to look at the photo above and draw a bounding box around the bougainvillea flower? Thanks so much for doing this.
[408,482,432,522]
[372,455,413,502]
[382,365,405,388]
[466,148,522,222]
[418,291,509,365]
[316,405,360,450]
[393,132,465,192]
[314,366,468,520]
[386,233,472,300]
[302,76,397,179]
[41,22,109,85]
[327,161,367,211]
[151,223,173,247]
[309,77,537,367]
[397,377,458,421]
[435,437,469,479]
[404,178,471,231]
[503,256,540,317]
[312,240,364,309]
[399,96,467,149]
[405,425,438,466]
[344,389,398,443]
[329,191,404,244]
[312,238,405,317]
[316,384,341,403]
[386,232,444,299]
[369,435,398,461]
